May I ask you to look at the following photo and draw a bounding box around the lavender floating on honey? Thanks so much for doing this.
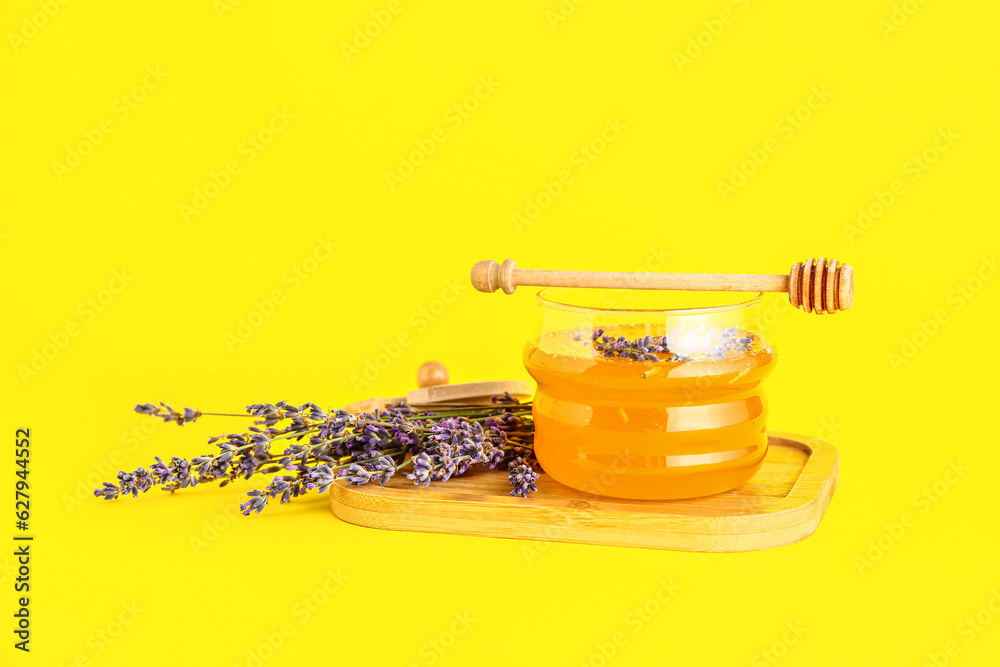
[583,325,759,364]
[96,397,539,515]
[592,329,669,362]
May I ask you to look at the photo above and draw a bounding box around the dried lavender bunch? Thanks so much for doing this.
[95,397,539,516]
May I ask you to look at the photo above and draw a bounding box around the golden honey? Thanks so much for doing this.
[524,302,775,500]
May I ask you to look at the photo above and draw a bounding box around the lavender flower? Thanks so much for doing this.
[406,452,434,486]
[262,475,302,504]
[485,412,525,431]
[117,471,139,498]
[343,464,372,485]
[508,457,539,498]
[336,450,399,487]
[241,490,268,516]
[94,482,119,501]
[491,391,520,405]
[370,455,396,486]
[457,437,484,461]
[150,457,171,484]
[434,454,458,483]
[134,402,202,425]
[134,467,153,493]
[592,331,670,362]
[482,445,506,469]
[303,464,336,494]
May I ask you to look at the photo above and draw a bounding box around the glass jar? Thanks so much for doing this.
[523,288,776,500]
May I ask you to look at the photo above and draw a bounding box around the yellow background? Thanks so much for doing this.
[2,1,999,665]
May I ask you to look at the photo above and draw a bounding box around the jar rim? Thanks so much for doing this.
[535,288,764,315]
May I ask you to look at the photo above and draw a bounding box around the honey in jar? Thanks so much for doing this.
[523,289,775,500]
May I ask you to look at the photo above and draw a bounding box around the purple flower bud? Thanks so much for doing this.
[508,457,539,498]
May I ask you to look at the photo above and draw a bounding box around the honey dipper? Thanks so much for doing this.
[471,258,854,314]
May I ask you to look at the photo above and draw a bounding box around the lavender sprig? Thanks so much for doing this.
[134,402,202,425]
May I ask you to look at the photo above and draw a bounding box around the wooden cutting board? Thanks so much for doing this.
[330,431,839,553]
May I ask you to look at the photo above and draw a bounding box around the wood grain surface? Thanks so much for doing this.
[330,432,839,553]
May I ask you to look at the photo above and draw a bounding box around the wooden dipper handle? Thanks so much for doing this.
[470,258,854,314]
